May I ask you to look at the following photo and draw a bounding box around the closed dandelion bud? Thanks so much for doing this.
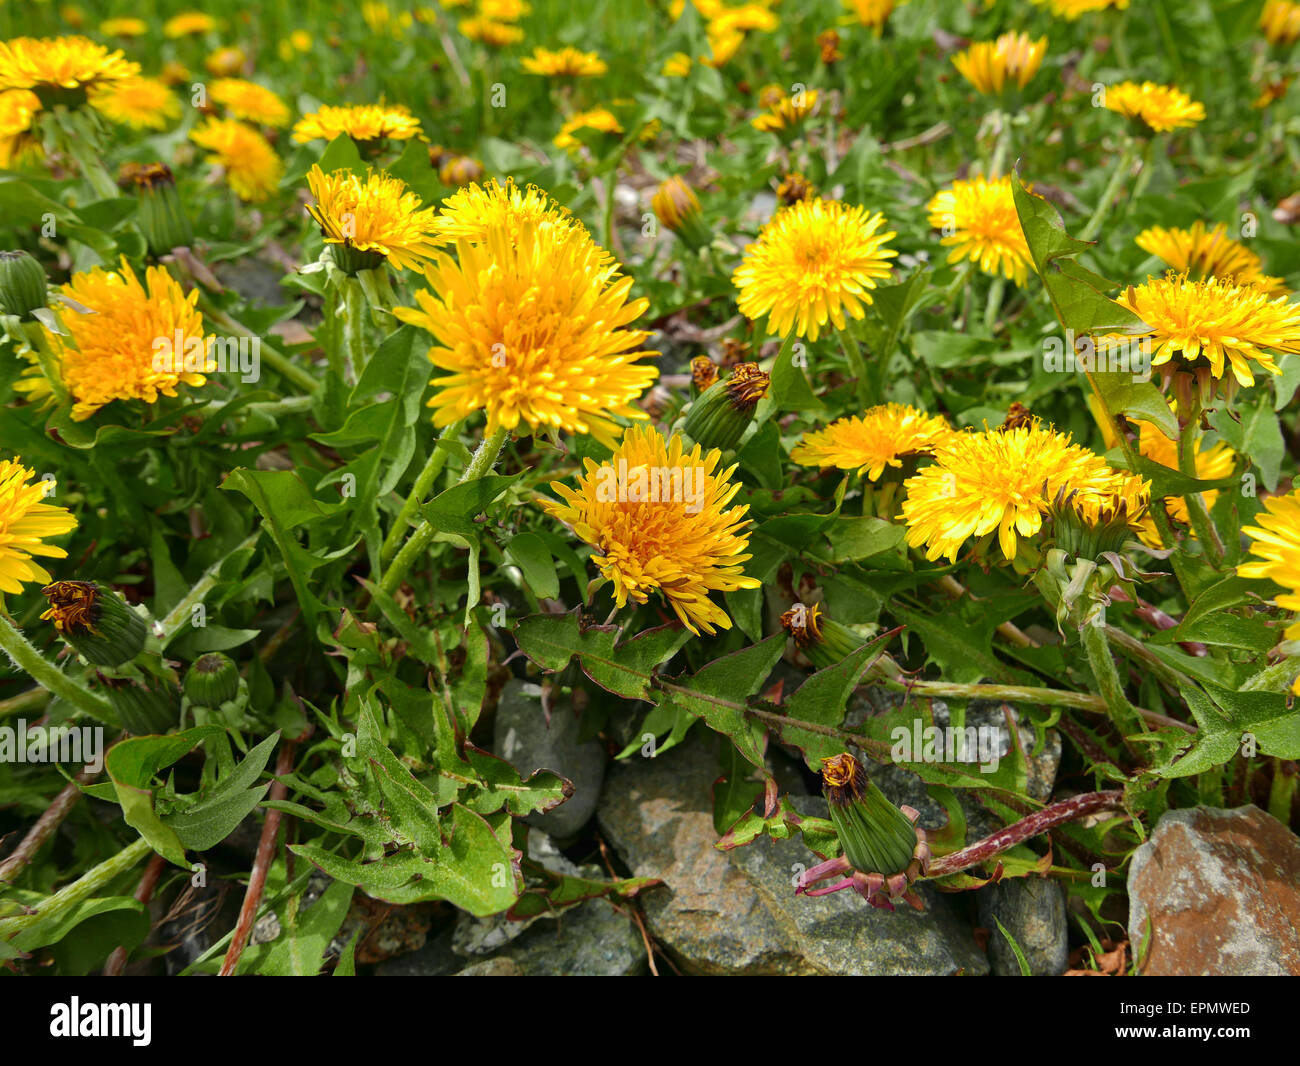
[776,172,815,205]
[1047,475,1150,562]
[439,155,484,186]
[821,752,919,879]
[183,652,240,708]
[41,581,146,667]
[781,602,856,669]
[681,362,769,451]
[690,355,718,397]
[101,673,180,735]
[120,163,192,256]
[0,250,48,320]
[652,176,710,251]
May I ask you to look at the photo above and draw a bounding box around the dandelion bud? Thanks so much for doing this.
[41,581,146,667]
[120,162,192,256]
[183,652,241,709]
[0,251,48,320]
[821,752,923,884]
[100,673,180,735]
[652,176,709,251]
[681,362,769,452]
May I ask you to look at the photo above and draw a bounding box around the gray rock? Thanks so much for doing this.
[456,957,524,976]
[493,679,605,838]
[1127,805,1300,975]
[978,877,1068,976]
[374,925,460,977]
[598,733,989,975]
[490,897,646,976]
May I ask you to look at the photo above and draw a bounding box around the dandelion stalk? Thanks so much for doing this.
[1176,396,1226,566]
[0,613,117,725]
[379,418,467,566]
[379,426,510,598]
[1080,136,1140,242]
[339,275,367,385]
[200,303,320,395]
[1081,619,1147,743]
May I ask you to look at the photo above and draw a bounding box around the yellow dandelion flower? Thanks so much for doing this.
[733,197,898,342]
[289,30,313,52]
[89,77,180,130]
[709,3,779,36]
[522,46,607,76]
[291,102,423,145]
[209,78,290,127]
[432,178,598,250]
[840,0,901,34]
[31,257,209,422]
[554,107,623,151]
[662,52,692,77]
[1137,422,1236,529]
[1261,0,1300,46]
[542,425,761,635]
[952,32,1047,96]
[459,17,524,46]
[204,46,247,77]
[1107,274,1300,389]
[394,209,658,447]
[791,405,954,481]
[480,0,532,18]
[1032,0,1128,17]
[99,18,147,38]
[752,87,819,133]
[901,421,1120,562]
[305,165,440,273]
[0,458,78,595]
[1135,221,1288,297]
[0,36,139,102]
[159,60,190,87]
[164,13,217,38]
[0,88,41,168]
[927,174,1032,286]
[1241,489,1300,641]
[190,117,283,202]
[700,28,744,67]
[1103,81,1204,133]
[60,5,85,30]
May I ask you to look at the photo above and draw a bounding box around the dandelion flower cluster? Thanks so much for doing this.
[306,165,440,273]
[0,36,139,101]
[190,118,284,202]
[1135,222,1288,296]
[733,197,898,341]
[542,425,760,635]
[751,87,819,133]
[952,32,1048,96]
[90,77,180,130]
[522,47,607,77]
[791,405,953,481]
[292,102,423,145]
[0,458,78,595]
[927,175,1032,286]
[1103,81,1205,133]
[433,178,599,249]
[209,79,291,127]
[1032,0,1129,18]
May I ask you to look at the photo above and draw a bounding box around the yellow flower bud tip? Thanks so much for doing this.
[652,176,701,231]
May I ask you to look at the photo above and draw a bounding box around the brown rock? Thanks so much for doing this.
[1128,805,1300,975]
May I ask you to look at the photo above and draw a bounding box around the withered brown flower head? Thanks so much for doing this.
[780,602,824,645]
[725,362,770,411]
[691,354,718,392]
[820,751,867,803]
[118,161,175,191]
[998,401,1034,432]
[776,172,816,205]
[817,29,842,65]
[41,580,101,634]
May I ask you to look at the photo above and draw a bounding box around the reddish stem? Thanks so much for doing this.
[102,852,168,976]
[219,737,297,977]
[0,764,100,885]
[924,790,1125,879]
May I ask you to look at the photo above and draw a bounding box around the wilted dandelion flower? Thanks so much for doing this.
[0,36,139,104]
[90,77,180,130]
[522,46,607,76]
[209,78,290,127]
[1135,222,1288,297]
[164,12,217,38]
[791,404,953,481]
[190,117,283,202]
[733,197,898,341]
[1106,274,1300,393]
[292,102,423,146]
[840,0,901,35]
[0,89,41,167]
[1241,490,1300,653]
[927,175,1032,285]
[751,87,818,133]
[459,17,524,46]
[901,422,1120,562]
[554,107,623,151]
[1103,81,1205,133]
[0,459,77,595]
[818,29,843,64]
[204,46,247,77]
[1261,0,1300,46]
[24,257,209,421]
[542,425,760,635]
[438,155,484,186]
[395,209,658,447]
[952,32,1047,96]
[305,165,440,273]
[776,172,816,204]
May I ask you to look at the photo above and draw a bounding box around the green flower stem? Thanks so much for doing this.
[379,418,467,566]
[0,836,151,940]
[983,275,1006,335]
[50,109,118,201]
[1079,137,1140,242]
[158,531,261,649]
[987,109,1011,177]
[837,328,870,406]
[340,275,366,385]
[1176,397,1226,567]
[0,613,117,725]
[1268,759,1297,825]
[200,303,320,395]
[379,425,509,598]
[1081,620,1146,742]
[1241,655,1300,692]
